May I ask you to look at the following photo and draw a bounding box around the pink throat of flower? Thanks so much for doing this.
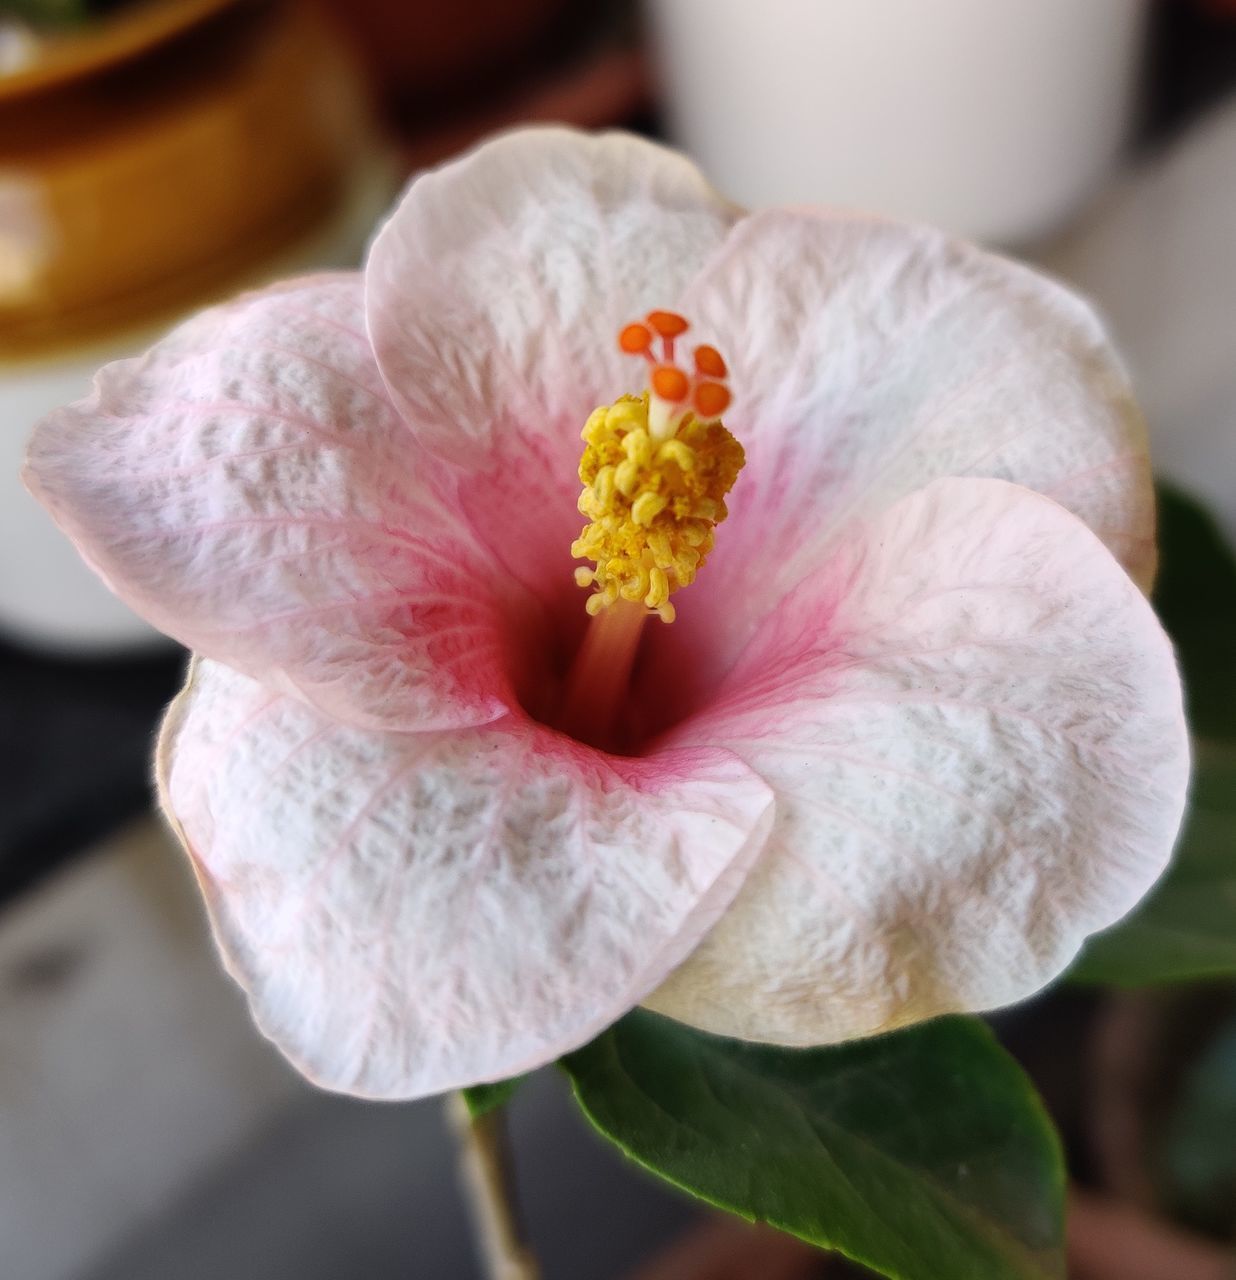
[547,310,744,754]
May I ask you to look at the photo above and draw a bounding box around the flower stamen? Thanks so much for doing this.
[571,311,745,625]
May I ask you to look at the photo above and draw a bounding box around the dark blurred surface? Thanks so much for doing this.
[83,1068,702,1280]
[1144,0,1236,142]
[0,639,184,905]
[316,0,637,136]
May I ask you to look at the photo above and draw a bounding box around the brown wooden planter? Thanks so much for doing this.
[0,0,369,354]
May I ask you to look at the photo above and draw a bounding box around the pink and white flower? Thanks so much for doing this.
[26,128,1188,1099]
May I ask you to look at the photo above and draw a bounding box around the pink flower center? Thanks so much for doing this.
[549,313,747,751]
[571,311,743,624]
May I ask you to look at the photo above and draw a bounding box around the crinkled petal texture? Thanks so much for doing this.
[648,478,1189,1045]
[25,274,519,733]
[665,208,1158,681]
[367,127,738,609]
[159,660,774,1098]
[365,128,1155,691]
[25,128,1184,1081]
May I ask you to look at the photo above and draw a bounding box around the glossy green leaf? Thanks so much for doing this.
[562,1010,1064,1280]
[1069,486,1236,986]
[461,1075,525,1119]
[1071,745,1236,985]
[1154,484,1236,743]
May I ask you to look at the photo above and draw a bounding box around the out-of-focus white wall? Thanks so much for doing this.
[1045,93,1236,548]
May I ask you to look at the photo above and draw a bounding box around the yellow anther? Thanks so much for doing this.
[623,430,654,468]
[573,388,744,622]
[620,564,651,601]
[614,458,641,498]
[607,401,644,433]
[674,547,702,584]
[646,566,670,609]
[655,438,695,472]
[632,491,668,526]
[593,465,616,506]
[647,529,673,567]
[581,406,608,441]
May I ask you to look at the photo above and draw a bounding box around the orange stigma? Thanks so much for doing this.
[614,310,734,440]
[573,311,744,623]
[619,322,655,356]
[693,381,731,419]
[694,344,727,378]
[646,310,690,338]
[651,365,690,403]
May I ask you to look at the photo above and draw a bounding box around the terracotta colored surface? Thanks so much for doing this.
[317,0,568,98]
[1069,1190,1233,1280]
[627,1218,828,1280]
[400,47,652,173]
[0,1,366,352]
[0,0,238,101]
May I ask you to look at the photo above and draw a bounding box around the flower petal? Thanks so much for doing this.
[649,477,1187,1045]
[366,127,737,605]
[158,660,775,1099]
[25,275,514,733]
[677,210,1156,655]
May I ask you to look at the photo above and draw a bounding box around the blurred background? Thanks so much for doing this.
[1,1,1234,1276]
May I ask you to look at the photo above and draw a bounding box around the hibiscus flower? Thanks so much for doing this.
[25,128,1188,1099]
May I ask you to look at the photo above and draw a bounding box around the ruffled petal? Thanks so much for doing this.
[158,660,775,1099]
[649,478,1187,1045]
[25,275,515,733]
[674,210,1156,659]
[366,127,738,607]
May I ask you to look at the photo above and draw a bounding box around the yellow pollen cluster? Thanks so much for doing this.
[571,390,744,623]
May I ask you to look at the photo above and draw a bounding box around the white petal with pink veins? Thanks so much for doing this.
[158,660,775,1098]
[26,275,518,733]
[366,127,738,609]
[671,209,1156,669]
[649,478,1188,1045]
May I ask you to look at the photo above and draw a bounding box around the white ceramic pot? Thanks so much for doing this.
[646,0,1150,245]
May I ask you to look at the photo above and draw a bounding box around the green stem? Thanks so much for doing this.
[447,1092,541,1280]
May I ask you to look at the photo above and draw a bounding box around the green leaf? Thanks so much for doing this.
[1154,484,1236,743]
[562,1010,1064,1280]
[1068,486,1236,987]
[1071,744,1236,985]
[461,1075,525,1119]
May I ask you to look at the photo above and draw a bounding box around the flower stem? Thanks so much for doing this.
[447,1093,541,1280]
[559,599,648,750]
